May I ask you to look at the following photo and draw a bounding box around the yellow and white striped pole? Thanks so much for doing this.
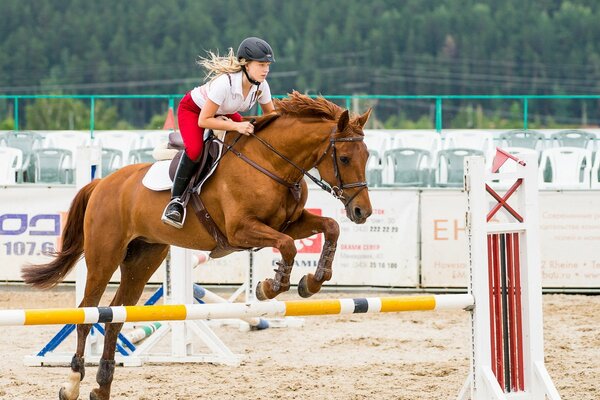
[0,294,474,327]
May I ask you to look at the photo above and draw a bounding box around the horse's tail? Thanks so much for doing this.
[22,179,100,289]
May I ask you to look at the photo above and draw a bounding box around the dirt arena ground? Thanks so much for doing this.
[0,287,597,400]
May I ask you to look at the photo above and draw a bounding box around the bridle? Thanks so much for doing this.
[307,130,368,206]
[215,126,368,207]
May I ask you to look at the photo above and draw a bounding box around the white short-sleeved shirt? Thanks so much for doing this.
[190,71,272,115]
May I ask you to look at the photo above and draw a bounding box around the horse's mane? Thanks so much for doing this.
[274,91,342,121]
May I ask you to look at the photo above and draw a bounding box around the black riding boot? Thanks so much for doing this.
[161,153,198,228]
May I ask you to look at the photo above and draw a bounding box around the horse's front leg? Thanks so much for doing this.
[228,220,298,300]
[280,209,340,298]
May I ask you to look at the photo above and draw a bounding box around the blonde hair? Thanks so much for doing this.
[196,48,247,81]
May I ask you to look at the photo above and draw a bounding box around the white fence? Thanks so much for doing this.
[1,185,599,289]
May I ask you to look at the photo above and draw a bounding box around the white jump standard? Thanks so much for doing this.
[460,151,560,400]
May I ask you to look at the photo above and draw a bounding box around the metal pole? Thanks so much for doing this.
[435,98,442,132]
[90,97,95,139]
[523,98,528,130]
[13,97,19,130]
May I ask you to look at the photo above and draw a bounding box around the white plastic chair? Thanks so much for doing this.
[539,147,592,189]
[391,130,441,185]
[442,130,495,162]
[0,146,23,184]
[492,147,539,189]
[550,129,596,151]
[43,131,91,174]
[364,130,396,158]
[434,148,485,187]
[383,147,432,187]
[139,130,168,149]
[94,131,142,171]
[393,130,441,155]
[365,149,383,187]
[590,150,600,189]
[499,129,545,151]
[33,148,73,184]
[0,131,43,182]
[364,130,397,185]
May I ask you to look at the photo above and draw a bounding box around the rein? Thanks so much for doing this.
[213,126,368,207]
[214,133,302,202]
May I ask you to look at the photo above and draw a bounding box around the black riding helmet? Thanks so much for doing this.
[237,37,275,63]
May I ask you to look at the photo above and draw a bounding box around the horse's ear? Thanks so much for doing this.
[357,108,372,128]
[337,110,350,132]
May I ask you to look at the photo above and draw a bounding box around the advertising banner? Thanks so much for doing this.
[420,190,600,288]
[538,191,600,287]
[252,188,420,287]
[0,187,77,281]
[192,251,249,284]
[420,190,469,287]
[3,186,599,289]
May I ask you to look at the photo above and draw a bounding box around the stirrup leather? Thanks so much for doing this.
[161,198,187,228]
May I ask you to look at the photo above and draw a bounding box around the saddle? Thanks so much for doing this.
[166,130,220,186]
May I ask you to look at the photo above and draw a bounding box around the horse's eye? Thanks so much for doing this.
[339,156,350,165]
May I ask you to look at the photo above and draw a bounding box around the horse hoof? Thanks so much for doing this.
[59,373,81,400]
[255,281,268,301]
[297,275,314,298]
[89,389,106,400]
[59,387,69,400]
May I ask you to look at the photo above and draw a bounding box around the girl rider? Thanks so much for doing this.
[162,37,276,228]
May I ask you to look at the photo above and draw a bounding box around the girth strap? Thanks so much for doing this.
[190,195,247,253]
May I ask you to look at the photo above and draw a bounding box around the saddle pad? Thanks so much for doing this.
[142,132,226,192]
[142,160,172,191]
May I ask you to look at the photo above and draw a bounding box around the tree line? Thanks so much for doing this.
[1,0,600,129]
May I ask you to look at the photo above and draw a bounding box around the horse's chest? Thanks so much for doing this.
[262,194,304,228]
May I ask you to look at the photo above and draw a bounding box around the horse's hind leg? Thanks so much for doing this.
[90,241,169,400]
[279,210,340,298]
[59,243,128,400]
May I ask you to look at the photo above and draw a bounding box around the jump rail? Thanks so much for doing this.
[0,294,473,326]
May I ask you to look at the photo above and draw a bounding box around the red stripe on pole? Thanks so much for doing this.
[514,233,525,391]
[487,234,497,378]
[507,233,518,391]
[493,234,505,389]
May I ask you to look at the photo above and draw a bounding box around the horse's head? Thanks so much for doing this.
[315,108,373,224]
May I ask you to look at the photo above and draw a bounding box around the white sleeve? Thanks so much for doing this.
[257,80,272,104]
[206,75,230,106]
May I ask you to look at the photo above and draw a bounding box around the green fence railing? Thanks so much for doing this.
[2,94,600,133]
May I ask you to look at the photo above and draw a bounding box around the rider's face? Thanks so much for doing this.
[245,61,271,83]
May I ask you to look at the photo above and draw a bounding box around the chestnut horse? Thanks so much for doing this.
[21,92,372,400]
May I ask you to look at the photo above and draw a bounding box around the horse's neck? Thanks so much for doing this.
[257,118,332,181]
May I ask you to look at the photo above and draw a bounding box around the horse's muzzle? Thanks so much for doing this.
[347,205,371,224]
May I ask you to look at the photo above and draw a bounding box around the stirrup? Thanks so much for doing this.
[161,198,186,229]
